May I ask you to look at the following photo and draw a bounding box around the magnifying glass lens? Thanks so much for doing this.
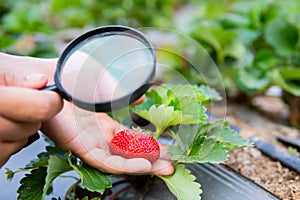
[55,26,155,112]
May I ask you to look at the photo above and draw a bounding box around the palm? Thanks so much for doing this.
[42,101,174,175]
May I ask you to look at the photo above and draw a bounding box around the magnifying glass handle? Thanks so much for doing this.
[40,84,59,92]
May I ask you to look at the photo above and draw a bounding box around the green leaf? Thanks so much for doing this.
[186,137,228,164]
[197,141,228,163]
[218,127,252,150]
[234,28,260,45]
[42,155,72,199]
[24,157,49,169]
[168,120,249,164]
[265,18,298,56]
[135,105,183,136]
[67,153,112,194]
[132,89,162,111]
[194,85,222,104]
[169,124,202,151]
[191,25,237,54]
[132,84,219,137]
[157,164,202,200]
[190,25,222,53]
[167,145,186,161]
[220,13,251,28]
[17,167,47,200]
[178,97,207,124]
[223,40,246,61]
[253,50,281,72]
[271,68,300,96]
[234,67,270,93]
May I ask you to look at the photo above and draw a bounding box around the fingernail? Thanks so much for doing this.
[25,74,46,81]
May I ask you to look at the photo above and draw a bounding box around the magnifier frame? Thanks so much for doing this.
[53,25,156,112]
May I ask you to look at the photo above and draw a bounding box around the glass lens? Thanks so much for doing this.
[59,33,154,104]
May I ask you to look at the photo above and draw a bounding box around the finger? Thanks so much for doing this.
[0,139,28,167]
[0,116,41,141]
[0,86,63,122]
[150,159,174,175]
[158,142,172,160]
[0,71,48,89]
[82,148,152,174]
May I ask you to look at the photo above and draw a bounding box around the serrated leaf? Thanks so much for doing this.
[163,84,221,104]
[168,145,208,164]
[198,141,228,163]
[168,120,249,164]
[42,155,72,199]
[17,167,47,200]
[197,85,222,103]
[67,153,112,194]
[135,105,183,136]
[175,138,228,164]
[188,135,206,157]
[133,84,214,137]
[178,98,207,124]
[157,164,202,200]
[23,146,66,170]
[218,127,251,150]
[24,157,49,169]
[168,145,186,161]
[169,124,202,150]
[46,145,68,160]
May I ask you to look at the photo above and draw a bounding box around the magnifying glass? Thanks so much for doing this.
[43,25,156,112]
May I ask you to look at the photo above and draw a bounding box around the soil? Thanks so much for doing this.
[225,147,300,200]
[210,96,300,200]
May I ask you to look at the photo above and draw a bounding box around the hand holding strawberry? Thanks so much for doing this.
[42,102,174,175]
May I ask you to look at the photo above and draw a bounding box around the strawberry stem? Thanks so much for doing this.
[154,128,164,139]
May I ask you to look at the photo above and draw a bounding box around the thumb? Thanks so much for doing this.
[0,72,48,89]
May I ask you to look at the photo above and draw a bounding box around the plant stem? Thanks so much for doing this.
[155,128,164,139]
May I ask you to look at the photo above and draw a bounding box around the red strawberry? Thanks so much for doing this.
[109,129,160,162]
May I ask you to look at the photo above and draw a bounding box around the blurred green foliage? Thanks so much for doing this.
[186,0,300,98]
[0,0,183,56]
[0,0,299,101]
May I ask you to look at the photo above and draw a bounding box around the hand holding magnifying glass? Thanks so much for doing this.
[0,26,174,175]
[40,25,173,174]
[43,25,155,112]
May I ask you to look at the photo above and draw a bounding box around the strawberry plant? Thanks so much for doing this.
[6,84,250,200]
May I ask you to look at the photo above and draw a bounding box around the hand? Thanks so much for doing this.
[0,70,63,166]
[0,53,174,175]
[42,100,174,175]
